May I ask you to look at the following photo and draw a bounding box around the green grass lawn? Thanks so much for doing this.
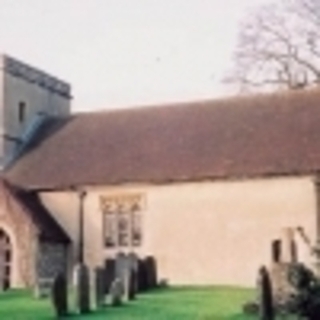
[0,286,257,320]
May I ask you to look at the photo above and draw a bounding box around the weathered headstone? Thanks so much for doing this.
[144,256,157,289]
[115,253,136,301]
[34,278,54,298]
[269,263,295,306]
[128,252,139,295]
[104,258,115,294]
[270,228,298,306]
[74,263,90,314]
[257,266,275,320]
[122,268,137,301]
[129,269,137,299]
[115,252,127,284]
[94,267,105,309]
[51,273,68,318]
[115,253,127,295]
[137,258,148,292]
[109,278,123,306]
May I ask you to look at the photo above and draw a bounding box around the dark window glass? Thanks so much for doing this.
[132,212,142,246]
[104,212,117,247]
[18,101,26,123]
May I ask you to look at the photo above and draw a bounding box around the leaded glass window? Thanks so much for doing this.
[100,194,144,248]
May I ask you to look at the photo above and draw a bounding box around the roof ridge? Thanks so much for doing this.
[72,87,320,117]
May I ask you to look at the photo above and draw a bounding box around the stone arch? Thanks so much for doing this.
[0,222,22,288]
[0,227,13,290]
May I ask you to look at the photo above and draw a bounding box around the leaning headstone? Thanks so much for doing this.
[109,278,123,306]
[94,267,105,309]
[51,273,68,318]
[257,266,275,320]
[74,263,90,314]
[104,258,115,294]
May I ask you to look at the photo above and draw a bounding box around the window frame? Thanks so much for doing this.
[101,194,143,249]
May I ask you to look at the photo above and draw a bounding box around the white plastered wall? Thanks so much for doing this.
[40,175,317,287]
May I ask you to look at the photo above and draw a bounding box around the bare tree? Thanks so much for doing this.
[226,0,320,92]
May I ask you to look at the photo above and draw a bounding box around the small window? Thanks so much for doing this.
[18,101,26,123]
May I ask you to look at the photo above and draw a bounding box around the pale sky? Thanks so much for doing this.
[0,0,268,112]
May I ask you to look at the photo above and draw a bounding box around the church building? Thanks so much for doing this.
[0,54,320,290]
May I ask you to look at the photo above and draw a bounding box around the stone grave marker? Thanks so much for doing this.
[34,277,54,298]
[270,228,298,305]
[128,252,139,294]
[144,256,157,289]
[115,253,128,299]
[115,253,134,301]
[104,258,115,294]
[137,258,148,292]
[51,273,68,318]
[109,278,123,306]
[257,266,274,320]
[94,267,105,309]
[74,263,90,314]
[122,268,137,301]
[115,252,127,283]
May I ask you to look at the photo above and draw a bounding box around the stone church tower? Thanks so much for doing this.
[0,54,71,168]
[0,55,71,291]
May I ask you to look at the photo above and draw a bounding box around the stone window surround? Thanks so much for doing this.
[100,193,144,249]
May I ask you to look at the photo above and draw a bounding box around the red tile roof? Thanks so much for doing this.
[5,88,320,190]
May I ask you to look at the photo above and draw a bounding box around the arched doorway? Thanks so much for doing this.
[0,228,12,290]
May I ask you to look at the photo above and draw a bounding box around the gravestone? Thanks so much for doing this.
[123,268,137,301]
[34,278,54,298]
[104,258,115,294]
[137,258,148,292]
[115,253,136,301]
[115,252,127,284]
[109,278,123,306]
[74,263,90,314]
[128,253,139,294]
[144,256,157,289]
[257,266,274,320]
[94,267,105,309]
[51,273,68,318]
[270,228,298,306]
